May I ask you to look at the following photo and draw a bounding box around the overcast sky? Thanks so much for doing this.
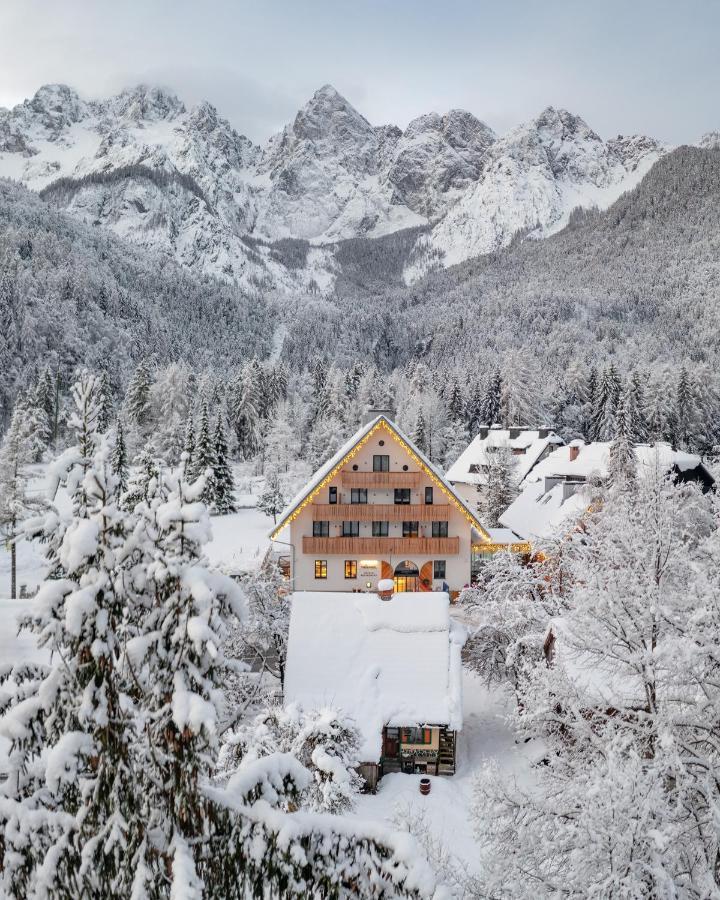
[0,0,717,144]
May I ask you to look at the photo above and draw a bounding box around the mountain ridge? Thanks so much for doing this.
[0,82,680,290]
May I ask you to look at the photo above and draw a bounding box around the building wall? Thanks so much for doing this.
[288,431,474,592]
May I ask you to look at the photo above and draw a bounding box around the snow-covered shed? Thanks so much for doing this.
[284,590,464,787]
[501,440,714,542]
[446,426,563,506]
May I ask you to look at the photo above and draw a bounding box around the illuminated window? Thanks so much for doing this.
[344,560,357,579]
[314,560,327,579]
[342,521,360,537]
[432,521,448,538]
[372,521,389,537]
[313,521,329,537]
[434,560,446,579]
[373,454,390,472]
[402,521,419,537]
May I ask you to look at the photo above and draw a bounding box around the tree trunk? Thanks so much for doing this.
[11,533,16,600]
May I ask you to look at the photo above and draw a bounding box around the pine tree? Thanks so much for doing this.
[123,448,160,511]
[412,409,428,455]
[608,389,636,491]
[628,370,649,443]
[0,401,46,597]
[480,371,502,426]
[447,379,464,423]
[477,445,518,527]
[465,380,484,435]
[182,408,196,478]
[193,400,216,507]
[591,364,621,442]
[675,365,693,450]
[123,358,153,432]
[212,415,236,514]
[111,417,128,494]
[258,469,285,524]
[97,370,113,433]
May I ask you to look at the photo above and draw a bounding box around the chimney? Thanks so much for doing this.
[364,407,395,425]
[377,578,394,601]
[568,439,583,463]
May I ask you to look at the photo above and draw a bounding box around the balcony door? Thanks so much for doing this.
[394,560,419,593]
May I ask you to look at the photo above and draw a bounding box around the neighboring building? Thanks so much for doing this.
[501,440,714,542]
[270,413,523,594]
[283,590,464,789]
[446,425,564,507]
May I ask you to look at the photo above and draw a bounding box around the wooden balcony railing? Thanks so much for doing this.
[312,503,452,522]
[340,471,423,487]
[302,536,460,556]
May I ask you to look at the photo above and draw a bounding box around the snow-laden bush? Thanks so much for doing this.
[221,704,364,814]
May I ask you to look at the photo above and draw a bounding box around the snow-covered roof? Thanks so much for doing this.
[283,591,464,763]
[445,427,563,488]
[500,441,712,542]
[270,415,491,541]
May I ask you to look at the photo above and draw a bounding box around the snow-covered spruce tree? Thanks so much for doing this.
[0,400,46,597]
[119,461,247,892]
[412,408,429,455]
[607,388,636,491]
[480,371,502,426]
[110,417,128,494]
[476,444,517,528]
[212,415,236,514]
[590,363,622,441]
[472,467,720,899]
[182,409,196,478]
[257,468,285,524]
[123,358,153,440]
[97,370,113,434]
[193,399,217,507]
[122,447,161,512]
[0,416,141,897]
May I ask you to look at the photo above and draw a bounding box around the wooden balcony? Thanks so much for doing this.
[340,470,423,487]
[312,503,452,522]
[302,536,460,556]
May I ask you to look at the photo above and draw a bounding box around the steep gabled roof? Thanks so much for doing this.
[269,415,491,541]
[446,427,563,488]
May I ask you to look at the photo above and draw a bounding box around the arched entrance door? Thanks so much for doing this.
[394,560,419,593]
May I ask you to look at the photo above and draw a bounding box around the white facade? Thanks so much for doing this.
[272,416,488,593]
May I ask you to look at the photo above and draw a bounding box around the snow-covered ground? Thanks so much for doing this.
[351,674,532,879]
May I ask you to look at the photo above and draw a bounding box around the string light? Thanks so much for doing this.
[271,418,496,543]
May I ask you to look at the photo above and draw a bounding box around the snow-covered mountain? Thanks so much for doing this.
[0,83,668,290]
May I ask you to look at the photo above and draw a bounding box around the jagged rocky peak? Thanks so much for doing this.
[699,131,720,150]
[386,108,496,218]
[607,133,666,170]
[107,85,186,122]
[292,83,374,142]
[28,84,87,124]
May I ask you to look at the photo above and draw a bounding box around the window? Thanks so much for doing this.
[394,488,411,505]
[313,521,329,537]
[329,486,338,505]
[314,560,327,579]
[401,727,432,745]
[373,454,390,472]
[425,486,433,505]
[342,521,360,537]
[468,463,481,474]
[351,488,368,504]
[432,521,449,538]
[372,521,389,537]
[433,560,446,580]
[344,560,357,579]
[402,521,419,537]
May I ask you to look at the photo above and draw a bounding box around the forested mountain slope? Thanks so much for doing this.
[280,146,720,380]
[0,178,272,420]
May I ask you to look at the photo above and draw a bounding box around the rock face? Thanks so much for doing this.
[0,83,669,290]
